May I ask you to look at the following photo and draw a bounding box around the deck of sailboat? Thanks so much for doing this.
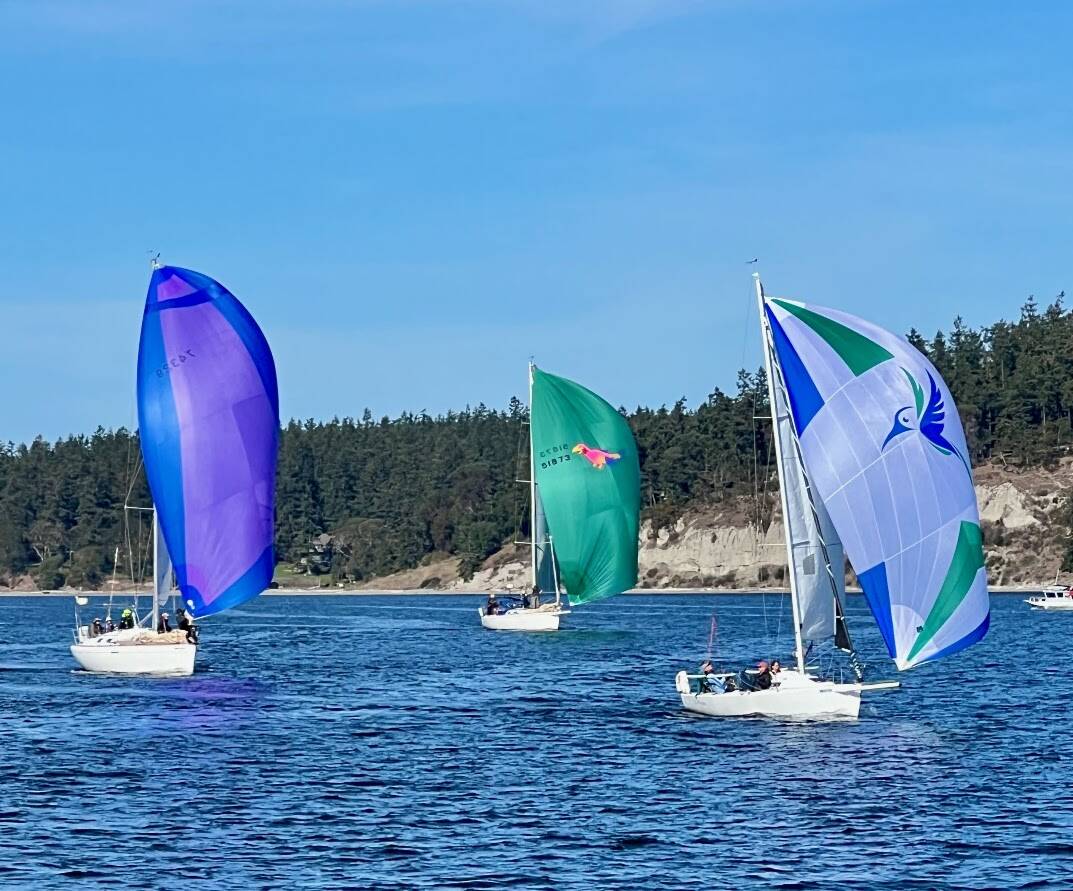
[676,669,900,720]
[71,620,196,676]
[478,603,568,631]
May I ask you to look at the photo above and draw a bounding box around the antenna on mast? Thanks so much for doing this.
[148,251,161,270]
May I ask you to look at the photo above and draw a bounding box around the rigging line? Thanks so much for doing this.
[139,512,152,594]
[124,504,134,587]
[510,400,529,553]
[775,588,783,647]
[123,453,145,508]
[706,611,717,662]
[747,278,777,643]
[740,275,756,385]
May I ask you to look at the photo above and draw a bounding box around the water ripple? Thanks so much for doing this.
[1,594,1070,889]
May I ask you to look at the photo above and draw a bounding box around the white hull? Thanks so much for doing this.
[478,606,568,631]
[71,629,196,676]
[1026,597,1073,610]
[676,669,863,719]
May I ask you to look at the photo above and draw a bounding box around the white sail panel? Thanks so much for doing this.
[532,487,558,595]
[771,362,846,643]
[153,511,173,606]
[764,297,989,670]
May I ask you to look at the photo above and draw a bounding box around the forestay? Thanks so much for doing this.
[763,298,989,669]
[530,367,640,605]
[137,265,280,619]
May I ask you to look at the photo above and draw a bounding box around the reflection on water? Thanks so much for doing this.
[0,593,1069,889]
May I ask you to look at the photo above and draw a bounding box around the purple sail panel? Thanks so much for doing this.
[137,265,279,619]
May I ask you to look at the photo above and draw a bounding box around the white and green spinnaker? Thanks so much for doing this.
[530,367,640,605]
[763,296,989,670]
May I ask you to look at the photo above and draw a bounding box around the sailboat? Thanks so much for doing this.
[71,512,194,674]
[479,363,640,631]
[71,263,279,675]
[675,274,990,718]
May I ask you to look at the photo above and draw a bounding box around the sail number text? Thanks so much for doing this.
[154,349,197,378]
[538,442,572,470]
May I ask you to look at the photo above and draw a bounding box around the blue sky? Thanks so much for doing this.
[1,0,1070,444]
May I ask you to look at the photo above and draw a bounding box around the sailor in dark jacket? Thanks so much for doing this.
[753,660,772,690]
[175,608,198,644]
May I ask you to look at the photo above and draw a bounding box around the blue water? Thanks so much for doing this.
[0,593,1070,890]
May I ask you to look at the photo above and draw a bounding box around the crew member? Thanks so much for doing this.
[752,660,772,690]
[700,659,725,693]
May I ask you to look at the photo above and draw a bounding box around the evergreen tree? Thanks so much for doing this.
[3,290,1073,585]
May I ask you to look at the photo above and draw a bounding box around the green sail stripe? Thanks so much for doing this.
[904,367,924,417]
[906,521,985,662]
[531,367,640,604]
[771,299,894,377]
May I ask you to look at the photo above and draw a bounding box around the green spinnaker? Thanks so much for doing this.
[530,367,640,605]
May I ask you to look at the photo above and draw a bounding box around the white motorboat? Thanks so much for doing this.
[677,274,991,719]
[1026,584,1073,610]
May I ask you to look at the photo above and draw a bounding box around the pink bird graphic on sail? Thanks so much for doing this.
[573,443,622,469]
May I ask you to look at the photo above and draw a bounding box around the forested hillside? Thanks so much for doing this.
[1,294,1071,588]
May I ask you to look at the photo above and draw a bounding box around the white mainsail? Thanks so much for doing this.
[153,510,173,608]
[532,489,559,596]
[768,354,846,644]
[759,277,848,670]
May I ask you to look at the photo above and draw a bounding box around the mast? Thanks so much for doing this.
[152,509,161,633]
[755,273,807,673]
[149,252,162,634]
[528,361,538,593]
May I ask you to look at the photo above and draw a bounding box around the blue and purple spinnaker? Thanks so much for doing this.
[137,265,279,619]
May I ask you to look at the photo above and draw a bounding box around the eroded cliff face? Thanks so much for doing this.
[422,463,1071,592]
[10,465,1066,593]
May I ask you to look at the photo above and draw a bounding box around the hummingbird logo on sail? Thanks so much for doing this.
[882,368,970,476]
[573,443,622,470]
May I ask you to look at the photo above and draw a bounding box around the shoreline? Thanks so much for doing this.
[0,586,1044,597]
